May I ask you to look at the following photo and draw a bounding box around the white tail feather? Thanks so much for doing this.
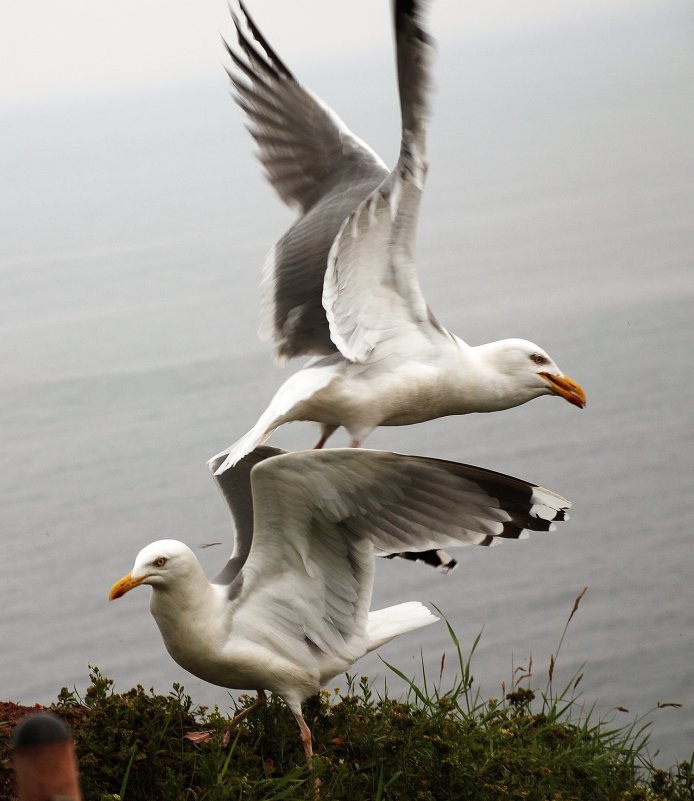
[210,362,341,474]
[209,421,277,475]
[366,602,438,652]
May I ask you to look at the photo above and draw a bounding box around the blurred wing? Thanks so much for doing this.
[208,446,286,588]
[232,453,377,665]
[231,447,571,661]
[225,0,387,214]
[253,448,570,564]
[226,1,389,360]
[323,0,448,363]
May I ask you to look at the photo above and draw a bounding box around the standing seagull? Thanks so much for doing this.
[213,0,586,474]
[110,446,571,769]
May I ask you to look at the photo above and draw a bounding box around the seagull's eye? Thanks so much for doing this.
[154,557,167,568]
[531,353,546,366]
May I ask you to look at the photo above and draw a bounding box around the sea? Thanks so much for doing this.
[1,1,692,767]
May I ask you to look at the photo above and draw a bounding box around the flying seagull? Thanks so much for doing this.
[212,0,586,474]
[109,446,571,767]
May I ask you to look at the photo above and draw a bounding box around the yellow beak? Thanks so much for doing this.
[109,572,146,601]
[540,372,587,409]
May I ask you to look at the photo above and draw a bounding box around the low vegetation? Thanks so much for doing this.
[2,593,692,800]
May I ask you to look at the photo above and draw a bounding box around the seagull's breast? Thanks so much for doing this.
[149,587,235,684]
[150,585,325,697]
[301,357,454,431]
[375,364,454,425]
[155,606,286,691]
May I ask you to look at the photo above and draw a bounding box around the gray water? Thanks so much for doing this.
[2,2,693,766]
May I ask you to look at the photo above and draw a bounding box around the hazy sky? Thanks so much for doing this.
[3,0,663,109]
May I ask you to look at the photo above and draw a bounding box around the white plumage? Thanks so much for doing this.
[110,446,571,762]
[212,0,585,474]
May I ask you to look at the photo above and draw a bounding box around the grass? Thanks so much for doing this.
[1,591,692,800]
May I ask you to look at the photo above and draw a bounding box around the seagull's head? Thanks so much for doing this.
[487,339,586,409]
[109,540,197,600]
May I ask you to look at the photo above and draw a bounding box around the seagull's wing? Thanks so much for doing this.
[262,448,570,557]
[229,451,377,668]
[225,2,390,361]
[226,1,387,214]
[228,448,570,666]
[208,446,286,587]
[322,0,449,363]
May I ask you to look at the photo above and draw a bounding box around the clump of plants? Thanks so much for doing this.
[2,591,692,800]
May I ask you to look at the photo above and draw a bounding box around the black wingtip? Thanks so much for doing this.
[386,548,458,572]
[234,0,293,80]
[394,0,433,43]
[395,0,417,23]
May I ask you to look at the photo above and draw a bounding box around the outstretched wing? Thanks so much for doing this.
[322,0,449,363]
[225,1,389,360]
[261,448,570,555]
[229,448,571,666]
[226,0,387,214]
[231,452,376,668]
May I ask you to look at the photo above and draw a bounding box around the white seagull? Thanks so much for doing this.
[212,0,586,474]
[109,445,571,766]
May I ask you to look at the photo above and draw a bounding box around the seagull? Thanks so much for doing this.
[212,0,586,474]
[109,446,571,766]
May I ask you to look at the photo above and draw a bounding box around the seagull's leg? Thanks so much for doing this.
[185,689,267,745]
[350,439,361,448]
[289,705,320,795]
[292,709,313,762]
[222,689,268,745]
[314,424,338,449]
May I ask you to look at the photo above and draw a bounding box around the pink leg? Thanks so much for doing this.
[314,425,338,450]
[290,707,320,796]
[350,439,361,448]
[185,689,267,745]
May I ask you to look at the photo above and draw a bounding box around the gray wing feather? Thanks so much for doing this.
[234,457,375,665]
[209,445,570,585]
[259,184,386,360]
[208,445,287,586]
[225,1,389,360]
[216,446,570,665]
[260,448,570,564]
[226,1,387,214]
[323,0,448,363]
